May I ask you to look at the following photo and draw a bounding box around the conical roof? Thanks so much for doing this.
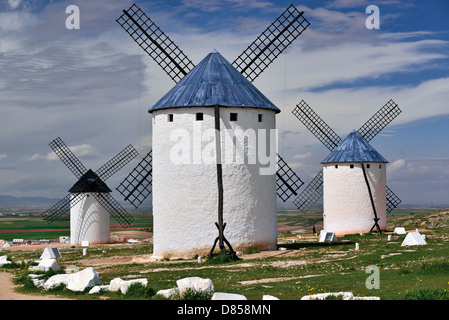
[68,169,111,193]
[321,130,388,164]
[149,49,280,113]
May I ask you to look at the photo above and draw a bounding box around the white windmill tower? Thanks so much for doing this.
[149,49,284,259]
[291,100,402,235]
[43,137,138,244]
[321,130,388,235]
[116,4,309,259]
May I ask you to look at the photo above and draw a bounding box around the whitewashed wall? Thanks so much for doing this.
[70,193,111,244]
[322,162,387,236]
[151,107,278,259]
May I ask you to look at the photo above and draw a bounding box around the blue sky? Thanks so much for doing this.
[0,0,448,207]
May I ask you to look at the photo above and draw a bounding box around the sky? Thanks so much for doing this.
[0,0,448,208]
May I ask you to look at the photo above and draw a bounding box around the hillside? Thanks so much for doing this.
[0,195,60,209]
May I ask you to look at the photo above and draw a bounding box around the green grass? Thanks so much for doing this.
[2,208,449,300]
[0,212,153,241]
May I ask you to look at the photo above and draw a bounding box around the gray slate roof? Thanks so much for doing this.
[321,130,388,164]
[149,49,280,113]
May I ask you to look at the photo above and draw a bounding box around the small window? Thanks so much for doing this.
[168,114,173,122]
[350,164,354,169]
[196,113,203,121]
[335,165,338,169]
[258,114,263,122]
[230,113,238,121]
[379,164,382,169]
[366,164,370,169]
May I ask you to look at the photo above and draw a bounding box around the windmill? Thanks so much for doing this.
[291,99,402,234]
[43,137,138,244]
[115,3,309,258]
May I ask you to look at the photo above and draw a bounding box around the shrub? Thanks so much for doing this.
[122,283,155,299]
[207,252,240,264]
[419,260,449,274]
[167,288,213,300]
[404,289,449,300]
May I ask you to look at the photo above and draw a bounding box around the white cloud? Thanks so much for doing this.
[0,11,37,33]
[46,144,101,162]
[388,158,449,183]
[8,0,22,10]
[23,153,46,162]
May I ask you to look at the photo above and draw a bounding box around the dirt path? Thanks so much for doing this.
[0,271,71,300]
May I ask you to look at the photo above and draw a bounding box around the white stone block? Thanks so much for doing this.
[108,277,149,294]
[401,232,427,246]
[156,288,179,299]
[33,279,45,288]
[262,295,279,300]
[40,247,61,259]
[211,292,247,300]
[0,255,11,266]
[394,227,406,234]
[109,277,124,292]
[67,267,102,292]
[88,285,110,294]
[119,278,148,294]
[176,277,215,294]
[319,231,337,242]
[301,292,354,300]
[44,274,72,290]
[37,258,60,271]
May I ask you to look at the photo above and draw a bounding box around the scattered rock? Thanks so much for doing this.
[43,267,101,292]
[43,274,72,290]
[33,258,60,272]
[88,285,110,294]
[108,277,149,294]
[67,267,102,292]
[176,277,214,295]
[211,292,247,300]
[40,247,61,259]
[0,255,11,266]
[301,292,354,300]
[156,287,179,299]
[301,291,380,300]
[262,295,279,300]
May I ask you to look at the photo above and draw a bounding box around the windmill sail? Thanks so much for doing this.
[292,100,402,213]
[95,144,138,181]
[116,150,153,209]
[116,4,309,206]
[232,4,310,82]
[276,154,304,202]
[92,193,134,228]
[49,137,87,179]
[357,99,401,143]
[116,3,195,83]
[43,137,137,227]
[43,193,84,222]
[292,100,342,151]
[292,170,323,213]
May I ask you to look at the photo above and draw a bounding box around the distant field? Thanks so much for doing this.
[0,212,153,241]
[0,208,431,241]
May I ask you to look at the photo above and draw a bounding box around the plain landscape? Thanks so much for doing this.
[1,205,448,302]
